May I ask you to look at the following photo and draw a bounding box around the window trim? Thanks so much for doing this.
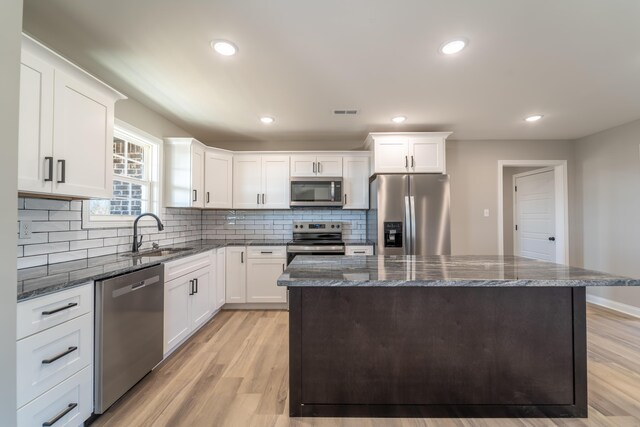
[82,120,163,229]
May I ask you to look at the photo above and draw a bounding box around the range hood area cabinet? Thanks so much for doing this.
[233,155,290,209]
[164,138,233,209]
[365,132,452,174]
[18,35,126,199]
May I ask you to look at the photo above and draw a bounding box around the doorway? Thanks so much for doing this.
[497,160,569,264]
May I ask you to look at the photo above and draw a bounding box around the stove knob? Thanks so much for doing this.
[337,224,341,228]
[331,224,335,228]
[294,225,298,229]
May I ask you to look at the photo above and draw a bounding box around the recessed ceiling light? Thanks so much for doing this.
[211,40,238,56]
[440,39,467,55]
[260,116,275,124]
[392,116,407,123]
[524,114,543,122]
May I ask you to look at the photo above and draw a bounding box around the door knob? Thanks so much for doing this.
[548,237,556,241]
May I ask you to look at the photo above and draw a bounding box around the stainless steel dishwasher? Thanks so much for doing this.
[94,264,164,414]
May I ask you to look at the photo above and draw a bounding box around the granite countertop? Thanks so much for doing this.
[18,239,289,301]
[278,255,640,287]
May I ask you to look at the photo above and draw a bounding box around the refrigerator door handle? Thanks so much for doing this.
[404,196,411,255]
[410,196,417,255]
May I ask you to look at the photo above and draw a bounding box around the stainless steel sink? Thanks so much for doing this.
[122,247,194,257]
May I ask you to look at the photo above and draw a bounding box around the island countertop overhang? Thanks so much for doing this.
[278,255,640,287]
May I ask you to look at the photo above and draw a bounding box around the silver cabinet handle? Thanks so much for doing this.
[241,251,244,263]
[318,162,322,173]
[282,263,285,272]
[353,251,366,254]
[411,156,415,168]
[44,157,53,182]
[189,279,194,296]
[261,251,273,254]
[257,193,260,204]
[344,194,347,205]
[405,156,408,168]
[262,193,265,204]
[42,403,78,426]
[313,162,316,173]
[206,192,210,203]
[194,278,198,294]
[42,302,77,316]
[57,159,66,183]
[193,189,197,202]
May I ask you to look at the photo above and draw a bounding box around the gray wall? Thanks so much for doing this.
[446,140,575,256]
[115,97,192,139]
[574,119,640,308]
[502,167,540,255]
[0,0,21,422]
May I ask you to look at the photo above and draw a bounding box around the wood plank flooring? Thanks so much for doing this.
[92,305,640,427]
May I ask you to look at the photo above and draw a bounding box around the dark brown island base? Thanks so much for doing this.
[277,255,640,418]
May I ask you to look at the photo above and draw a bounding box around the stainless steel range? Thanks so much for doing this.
[286,221,345,265]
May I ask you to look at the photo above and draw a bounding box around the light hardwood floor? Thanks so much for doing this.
[92,305,640,427]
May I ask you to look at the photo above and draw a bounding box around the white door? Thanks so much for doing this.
[52,71,113,198]
[514,169,556,262]
[225,247,247,303]
[408,137,445,173]
[215,248,226,309]
[374,139,409,173]
[204,150,233,208]
[190,268,211,330]
[316,155,343,177]
[246,258,287,303]
[190,144,205,208]
[164,276,191,354]
[233,156,262,208]
[290,155,317,177]
[343,156,369,209]
[18,50,54,194]
[262,155,290,209]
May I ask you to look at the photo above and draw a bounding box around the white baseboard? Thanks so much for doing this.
[586,294,640,319]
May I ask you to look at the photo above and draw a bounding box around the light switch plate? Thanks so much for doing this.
[483,209,490,217]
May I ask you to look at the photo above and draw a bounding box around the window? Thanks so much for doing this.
[83,121,161,227]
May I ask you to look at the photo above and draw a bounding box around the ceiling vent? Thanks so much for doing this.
[333,109,359,116]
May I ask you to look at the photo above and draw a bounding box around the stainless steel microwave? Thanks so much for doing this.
[290,177,344,207]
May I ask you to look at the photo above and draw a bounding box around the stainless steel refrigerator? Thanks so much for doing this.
[367,174,451,255]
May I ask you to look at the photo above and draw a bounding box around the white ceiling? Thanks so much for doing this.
[23,0,640,146]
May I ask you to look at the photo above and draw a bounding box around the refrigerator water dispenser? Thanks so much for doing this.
[384,222,403,248]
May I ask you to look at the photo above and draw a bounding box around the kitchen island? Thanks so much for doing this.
[278,255,640,418]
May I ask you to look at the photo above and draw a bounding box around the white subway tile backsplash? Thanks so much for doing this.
[17,197,365,268]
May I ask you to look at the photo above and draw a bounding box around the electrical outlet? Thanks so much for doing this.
[483,209,490,217]
[19,220,32,239]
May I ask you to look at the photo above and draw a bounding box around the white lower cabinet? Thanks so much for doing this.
[17,365,93,427]
[16,283,94,426]
[163,252,216,356]
[225,246,247,303]
[227,246,287,305]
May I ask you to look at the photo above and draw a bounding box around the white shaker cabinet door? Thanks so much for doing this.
[18,50,54,194]
[290,155,317,177]
[316,155,343,177]
[204,151,233,209]
[164,276,191,355]
[190,143,205,208]
[343,156,369,209]
[246,258,287,303]
[408,136,445,173]
[189,268,211,330]
[374,138,409,173]
[225,247,247,303]
[52,71,114,199]
[233,156,262,209]
[261,155,290,209]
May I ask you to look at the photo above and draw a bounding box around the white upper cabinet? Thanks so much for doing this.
[367,132,451,174]
[164,138,209,208]
[343,156,370,209]
[290,155,342,177]
[204,150,233,209]
[18,35,125,198]
[234,155,290,209]
[233,156,262,209]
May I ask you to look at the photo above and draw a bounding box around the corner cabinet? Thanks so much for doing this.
[366,132,451,174]
[226,246,287,305]
[18,35,126,198]
[233,155,290,209]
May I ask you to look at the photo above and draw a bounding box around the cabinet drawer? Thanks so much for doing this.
[17,365,92,427]
[345,246,374,256]
[17,284,93,340]
[17,313,92,408]
[164,251,212,282]
[247,246,286,259]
